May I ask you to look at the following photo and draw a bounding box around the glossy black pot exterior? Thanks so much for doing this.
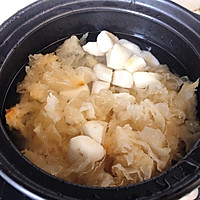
[0,0,200,199]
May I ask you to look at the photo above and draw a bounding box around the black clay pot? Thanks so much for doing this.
[0,0,200,199]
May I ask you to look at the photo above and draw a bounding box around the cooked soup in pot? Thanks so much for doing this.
[5,31,200,186]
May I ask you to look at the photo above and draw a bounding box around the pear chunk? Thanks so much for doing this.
[68,135,105,163]
[92,81,110,94]
[106,43,132,70]
[93,63,113,83]
[133,72,161,89]
[97,30,118,53]
[118,39,141,55]
[112,70,134,88]
[124,55,146,73]
[82,120,107,144]
[82,42,104,57]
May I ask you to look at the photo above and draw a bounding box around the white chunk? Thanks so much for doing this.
[133,72,161,89]
[81,121,107,144]
[92,81,110,94]
[140,50,160,67]
[75,66,96,83]
[82,42,104,56]
[97,30,118,53]
[106,43,132,70]
[112,70,134,88]
[60,84,89,100]
[93,63,113,83]
[68,135,105,163]
[118,39,141,55]
[124,55,146,73]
